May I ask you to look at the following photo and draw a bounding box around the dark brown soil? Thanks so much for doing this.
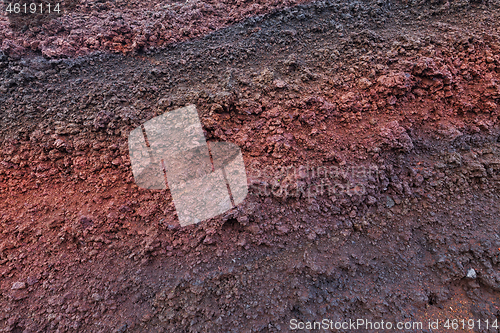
[1,0,500,332]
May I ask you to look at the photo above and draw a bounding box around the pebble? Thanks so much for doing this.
[91,293,103,302]
[54,138,67,150]
[27,276,39,286]
[466,268,477,279]
[12,281,26,290]
[367,196,377,205]
[386,196,395,208]
[273,79,287,89]
[358,77,372,90]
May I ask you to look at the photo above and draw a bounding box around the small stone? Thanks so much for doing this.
[91,293,102,302]
[111,157,122,166]
[273,79,287,89]
[203,236,215,245]
[307,231,317,240]
[387,95,397,105]
[115,324,128,333]
[340,92,357,104]
[157,98,172,110]
[54,138,67,150]
[358,77,372,90]
[119,205,132,213]
[141,313,153,322]
[466,268,477,279]
[79,216,93,229]
[276,225,289,234]
[367,196,377,205]
[12,281,26,290]
[27,276,39,286]
[379,120,414,153]
[386,196,395,208]
[94,111,112,129]
[246,224,260,234]
[211,103,224,113]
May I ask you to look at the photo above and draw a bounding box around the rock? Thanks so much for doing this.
[246,224,260,234]
[111,157,122,166]
[119,205,132,213]
[466,162,486,178]
[237,99,262,115]
[276,224,289,234]
[29,130,44,143]
[211,103,224,113]
[157,98,172,110]
[300,111,316,126]
[1,40,26,60]
[379,121,414,153]
[78,216,94,229]
[27,276,39,286]
[320,100,337,114]
[412,57,439,76]
[376,72,413,95]
[114,324,128,333]
[340,92,357,104]
[94,111,113,129]
[12,281,26,290]
[386,196,395,208]
[91,293,103,302]
[436,122,462,141]
[36,163,52,173]
[412,57,453,84]
[273,79,287,89]
[367,195,377,205]
[118,106,138,123]
[254,68,274,85]
[203,236,215,245]
[358,77,372,90]
[213,91,235,109]
[55,123,81,135]
[466,268,477,279]
[54,139,67,150]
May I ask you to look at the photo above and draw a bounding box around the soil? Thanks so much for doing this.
[1,0,500,332]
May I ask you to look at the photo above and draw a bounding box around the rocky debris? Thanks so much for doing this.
[412,57,453,85]
[376,71,413,96]
[77,216,94,229]
[0,0,500,332]
[236,99,263,115]
[357,77,372,90]
[1,40,25,60]
[94,111,113,130]
[436,122,463,141]
[0,0,313,59]
[379,121,414,153]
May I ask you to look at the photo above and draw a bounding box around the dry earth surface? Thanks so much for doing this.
[1,0,500,332]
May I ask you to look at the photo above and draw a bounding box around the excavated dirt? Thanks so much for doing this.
[1,0,500,332]
[0,0,310,58]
